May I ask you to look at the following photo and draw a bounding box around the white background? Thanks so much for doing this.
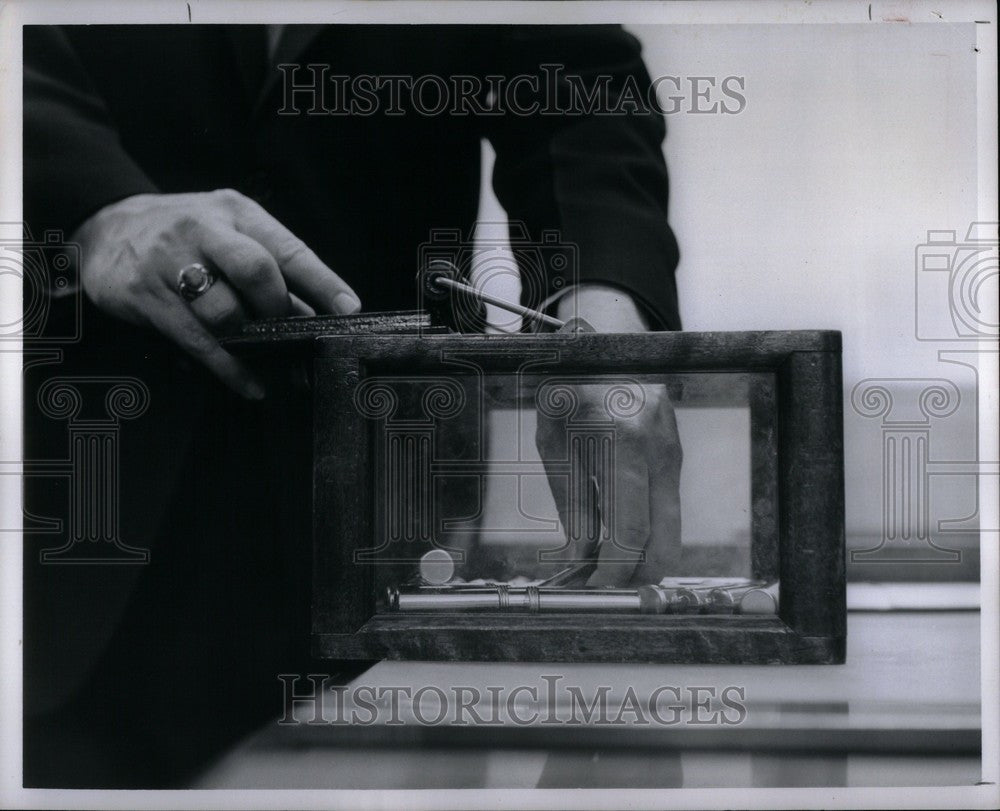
[477,20,991,544]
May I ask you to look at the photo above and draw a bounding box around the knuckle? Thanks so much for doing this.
[211,188,245,208]
[179,324,210,355]
[166,309,210,346]
[275,237,309,267]
[172,213,202,239]
[241,252,277,287]
[193,295,241,328]
[122,271,148,300]
[183,325,219,357]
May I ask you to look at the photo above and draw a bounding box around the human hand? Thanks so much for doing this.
[535,286,682,587]
[73,190,361,398]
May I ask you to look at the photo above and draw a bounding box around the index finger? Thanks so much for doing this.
[232,197,361,315]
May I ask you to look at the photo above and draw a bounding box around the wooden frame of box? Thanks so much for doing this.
[308,329,846,665]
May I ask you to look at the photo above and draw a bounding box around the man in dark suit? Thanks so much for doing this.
[23,24,682,786]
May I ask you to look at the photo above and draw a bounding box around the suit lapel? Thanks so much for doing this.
[226,26,269,109]
[253,24,328,117]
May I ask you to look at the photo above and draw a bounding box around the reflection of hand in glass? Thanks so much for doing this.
[534,286,683,587]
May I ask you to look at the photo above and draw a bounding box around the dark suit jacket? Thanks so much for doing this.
[24,23,680,326]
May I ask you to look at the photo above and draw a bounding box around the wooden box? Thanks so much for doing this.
[293,326,846,665]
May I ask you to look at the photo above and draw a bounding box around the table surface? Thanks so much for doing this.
[197,608,982,790]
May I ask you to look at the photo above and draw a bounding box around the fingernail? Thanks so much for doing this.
[333,292,362,314]
[244,379,266,400]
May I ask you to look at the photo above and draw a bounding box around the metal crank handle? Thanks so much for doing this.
[419,259,594,334]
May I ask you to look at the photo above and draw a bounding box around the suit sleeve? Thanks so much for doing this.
[23,26,159,238]
[483,25,681,330]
